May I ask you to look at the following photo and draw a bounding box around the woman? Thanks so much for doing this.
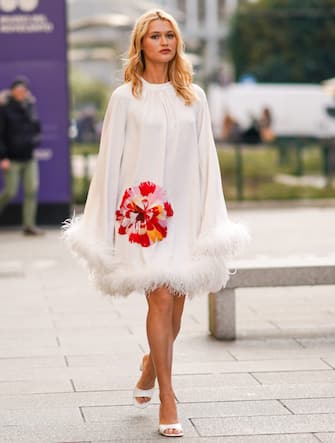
[64,9,248,438]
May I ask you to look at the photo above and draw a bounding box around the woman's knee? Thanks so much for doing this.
[147,288,174,315]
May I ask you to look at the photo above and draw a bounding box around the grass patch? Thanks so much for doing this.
[217,145,335,201]
[71,143,99,156]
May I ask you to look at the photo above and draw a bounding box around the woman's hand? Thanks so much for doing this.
[0,159,11,170]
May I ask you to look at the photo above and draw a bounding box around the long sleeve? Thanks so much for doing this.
[81,88,127,241]
[63,87,128,269]
[194,86,249,258]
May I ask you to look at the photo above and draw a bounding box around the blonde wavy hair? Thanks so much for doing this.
[124,9,197,106]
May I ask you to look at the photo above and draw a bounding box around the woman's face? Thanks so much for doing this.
[141,19,177,66]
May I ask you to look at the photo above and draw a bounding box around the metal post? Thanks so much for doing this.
[277,139,288,165]
[235,143,244,201]
[82,150,90,197]
[295,140,304,176]
[322,143,329,177]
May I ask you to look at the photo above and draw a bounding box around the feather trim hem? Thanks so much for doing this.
[62,216,249,298]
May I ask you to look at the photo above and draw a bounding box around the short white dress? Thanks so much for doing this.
[64,78,249,297]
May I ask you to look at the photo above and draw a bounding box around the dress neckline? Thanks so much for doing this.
[141,77,171,89]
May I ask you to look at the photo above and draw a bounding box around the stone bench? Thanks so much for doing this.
[209,258,335,340]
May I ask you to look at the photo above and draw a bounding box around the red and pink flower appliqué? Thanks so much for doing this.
[115,181,174,247]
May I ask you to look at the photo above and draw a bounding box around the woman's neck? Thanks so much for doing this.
[142,63,169,84]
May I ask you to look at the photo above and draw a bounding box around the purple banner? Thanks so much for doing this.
[0,0,70,204]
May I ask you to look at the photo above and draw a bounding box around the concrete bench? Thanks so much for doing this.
[209,259,335,340]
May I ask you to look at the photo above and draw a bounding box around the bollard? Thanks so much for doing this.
[208,289,236,340]
[82,151,90,197]
[277,139,289,165]
[294,140,304,176]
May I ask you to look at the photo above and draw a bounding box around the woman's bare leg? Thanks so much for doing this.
[135,292,185,399]
[135,288,185,435]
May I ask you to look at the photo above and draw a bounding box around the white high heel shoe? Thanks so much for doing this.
[133,357,155,409]
[159,423,184,437]
[133,386,155,409]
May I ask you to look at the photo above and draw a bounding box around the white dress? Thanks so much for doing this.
[64,78,249,297]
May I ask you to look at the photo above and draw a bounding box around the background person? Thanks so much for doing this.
[0,76,43,235]
[259,106,276,143]
[222,112,241,143]
[64,9,248,438]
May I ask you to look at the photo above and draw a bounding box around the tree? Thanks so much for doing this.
[228,0,335,83]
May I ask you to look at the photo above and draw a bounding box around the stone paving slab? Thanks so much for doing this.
[0,329,58,342]
[0,260,24,277]
[172,373,259,388]
[0,316,54,329]
[0,356,67,370]
[191,413,335,436]
[52,313,121,329]
[176,383,335,402]
[323,358,335,369]
[316,433,335,443]
[0,391,134,409]
[0,366,146,382]
[65,352,143,368]
[227,349,335,361]
[0,341,60,353]
[0,347,66,359]
[251,370,335,385]
[173,358,330,374]
[237,327,335,340]
[282,398,335,414]
[0,420,198,443]
[82,400,289,423]
[0,379,74,395]
[0,406,83,426]
[60,345,147,358]
[215,337,304,351]
[297,337,335,345]
[56,328,136,345]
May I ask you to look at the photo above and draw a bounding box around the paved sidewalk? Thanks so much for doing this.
[0,207,335,442]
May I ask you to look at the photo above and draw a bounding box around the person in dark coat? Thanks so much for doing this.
[0,76,43,235]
